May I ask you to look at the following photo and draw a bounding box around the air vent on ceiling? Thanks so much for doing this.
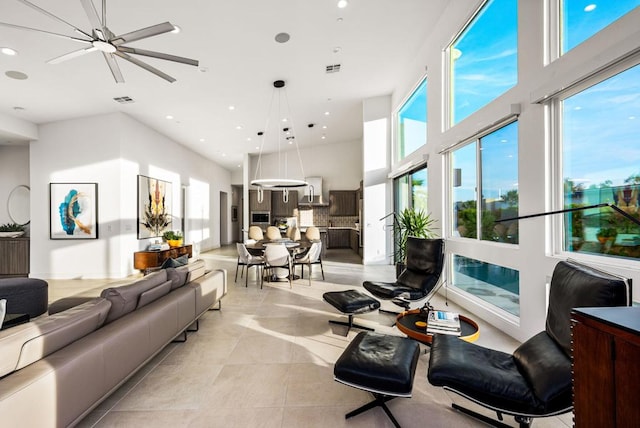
[113,96,134,104]
[325,64,341,73]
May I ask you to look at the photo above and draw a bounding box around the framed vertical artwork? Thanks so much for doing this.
[137,175,172,239]
[50,183,98,239]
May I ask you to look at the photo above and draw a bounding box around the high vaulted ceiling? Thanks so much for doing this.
[0,0,447,171]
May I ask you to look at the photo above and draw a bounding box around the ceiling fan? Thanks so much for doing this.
[0,0,199,83]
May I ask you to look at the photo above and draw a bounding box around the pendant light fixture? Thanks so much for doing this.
[251,79,308,203]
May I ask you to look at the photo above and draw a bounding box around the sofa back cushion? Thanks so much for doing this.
[0,297,111,377]
[100,270,169,323]
[165,267,189,290]
[183,259,206,282]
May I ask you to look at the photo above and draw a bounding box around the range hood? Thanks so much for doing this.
[299,176,329,206]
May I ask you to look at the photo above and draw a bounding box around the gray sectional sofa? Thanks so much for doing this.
[0,259,226,427]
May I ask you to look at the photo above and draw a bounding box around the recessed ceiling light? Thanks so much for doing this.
[322,125,327,129]
[332,47,342,54]
[199,138,205,142]
[171,25,181,33]
[324,111,330,116]
[321,135,326,139]
[237,165,241,168]
[5,70,28,80]
[222,153,227,157]
[584,4,596,12]
[1,47,18,56]
[247,137,252,141]
[337,0,348,9]
[228,105,235,110]
[165,115,174,120]
[235,125,243,130]
[337,17,344,23]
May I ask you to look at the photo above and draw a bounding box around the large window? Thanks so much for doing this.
[448,0,518,126]
[394,166,428,214]
[561,1,640,55]
[561,64,640,260]
[452,121,519,243]
[452,255,520,316]
[397,78,427,161]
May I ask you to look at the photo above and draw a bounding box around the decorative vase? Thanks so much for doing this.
[167,239,183,247]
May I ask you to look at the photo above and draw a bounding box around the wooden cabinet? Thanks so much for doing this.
[249,189,272,212]
[328,229,350,248]
[0,238,29,277]
[350,229,360,252]
[271,190,298,217]
[133,245,193,273]
[329,190,357,216]
[571,307,640,427]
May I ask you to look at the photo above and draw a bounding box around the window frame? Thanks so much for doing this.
[395,76,428,163]
[550,55,640,266]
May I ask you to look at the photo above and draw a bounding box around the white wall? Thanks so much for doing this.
[0,145,29,226]
[29,112,231,279]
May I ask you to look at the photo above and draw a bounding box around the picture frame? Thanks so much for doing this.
[137,175,172,239]
[50,183,98,240]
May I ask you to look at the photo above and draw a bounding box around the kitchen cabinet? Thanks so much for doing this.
[328,229,350,248]
[271,190,298,217]
[571,307,640,427]
[350,229,359,252]
[0,237,29,277]
[329,190,357,216]
[249,189,272,212]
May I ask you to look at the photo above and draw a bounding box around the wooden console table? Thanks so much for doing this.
[134,245,192,272]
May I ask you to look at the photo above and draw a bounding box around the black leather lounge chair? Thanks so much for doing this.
[363,237,445,312]
[427,259,631,428]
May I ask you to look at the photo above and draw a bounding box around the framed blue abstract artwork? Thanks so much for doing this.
[50,183,98,239]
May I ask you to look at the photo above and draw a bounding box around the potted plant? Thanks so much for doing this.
[163,230,183,247]
[393,208,438,277]
[596,227,617,244]
[0,222,26,238]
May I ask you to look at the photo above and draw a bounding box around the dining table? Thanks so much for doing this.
[245,239,314,282]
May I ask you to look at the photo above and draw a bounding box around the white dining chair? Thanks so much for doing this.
[263,243,293,288]
[235,243,265,287]
[293,241,324,285]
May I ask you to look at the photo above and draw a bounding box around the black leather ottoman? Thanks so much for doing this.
[323,289,380,333]
[0,278,48,318]
[334,331,420,427]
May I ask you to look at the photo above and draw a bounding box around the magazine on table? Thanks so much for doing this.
[427,310,461,336]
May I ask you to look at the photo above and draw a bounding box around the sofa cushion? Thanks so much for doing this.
[0,297,111,377]
[165,267,189,290]
[183,259,206,282]
[137,280,172,308]
[100,270,168,323]
[161,254,189,269]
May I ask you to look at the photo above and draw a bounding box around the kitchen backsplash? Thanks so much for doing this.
[299,206,358,227]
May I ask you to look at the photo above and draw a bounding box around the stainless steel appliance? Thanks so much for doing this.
[251,211,270,225]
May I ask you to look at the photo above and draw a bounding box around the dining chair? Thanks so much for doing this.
[293,241,324,285]
[287,226,301,241]
[248,226,264,241]
[263,243,293,288]
[235,243,265,287]
[305,226,320,241]
[266,226,282,240]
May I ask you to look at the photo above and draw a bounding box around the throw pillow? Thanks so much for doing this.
[0,298,5,329]
[161,254,189,269]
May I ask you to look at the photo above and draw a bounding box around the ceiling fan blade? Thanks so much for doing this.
[102,52,125,83]
[0,21,92,43]
[114,51,176,83]
[80,0,107,39]
[16,0,92,38]
[47,46,97,64]
[110,22,175,45]
[117,46,199,67]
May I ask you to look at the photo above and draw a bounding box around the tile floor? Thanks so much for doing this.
[45,246,571,427]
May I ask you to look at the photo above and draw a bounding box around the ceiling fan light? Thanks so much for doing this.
[1,47,18,56]
[92,40,116,53]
